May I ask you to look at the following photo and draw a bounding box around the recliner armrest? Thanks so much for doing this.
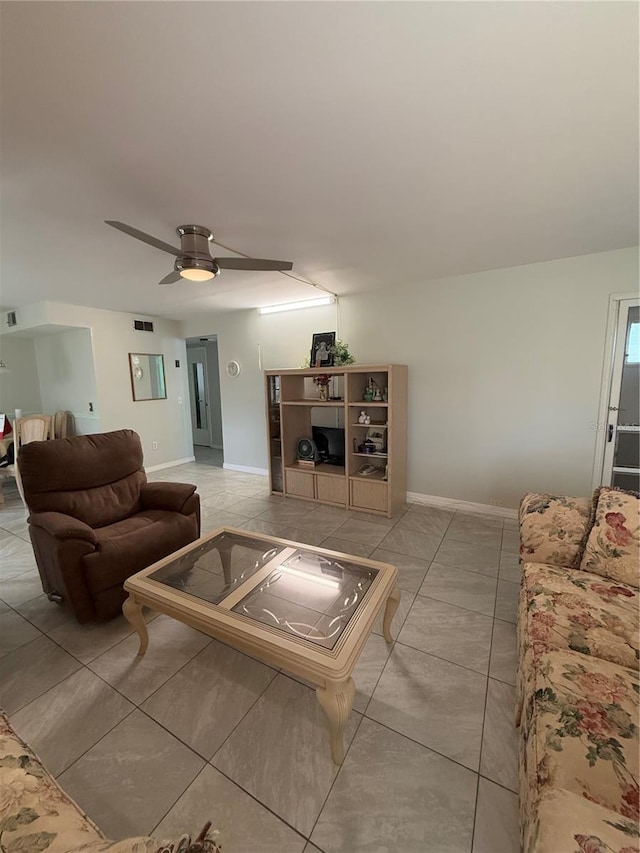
[139,481,197,514]
[28,511,98,545]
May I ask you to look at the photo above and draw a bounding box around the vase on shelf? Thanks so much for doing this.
[318,385,328,401]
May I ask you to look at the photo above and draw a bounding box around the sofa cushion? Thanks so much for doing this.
[521,649,639,824]
[520,493,592,568]
[520,562,639,671]
[83,510,198,596]
[580,488,640,589]
[524,788,640,853]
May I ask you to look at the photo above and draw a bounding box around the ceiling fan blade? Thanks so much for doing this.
[105,221,180,256]
[215,257,293,271]
[159,271,182,285]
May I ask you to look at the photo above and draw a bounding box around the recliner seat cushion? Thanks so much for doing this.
[83,510,197,597]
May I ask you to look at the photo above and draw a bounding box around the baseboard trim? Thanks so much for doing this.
[223,463,269,476]
[406,490,518,519]
[145,456,196,473]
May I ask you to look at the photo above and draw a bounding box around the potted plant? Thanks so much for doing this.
[330,340,355,365]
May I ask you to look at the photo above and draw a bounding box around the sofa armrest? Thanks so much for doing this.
[519,492,592,569]
[140,481,197,514]
[29,511,98,545]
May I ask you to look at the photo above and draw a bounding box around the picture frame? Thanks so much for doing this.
[128,353,167,401]
[310,332,336,368]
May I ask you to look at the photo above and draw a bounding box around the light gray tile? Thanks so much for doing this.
[502,518,519,530]
[303,846,324,853]
[154,764,305,852]
[0,635,81,714]
[15,594,75,633]
[319,538,374,558]
[372,591,415,641]
[396,509,451,537]
[369,548,430,594]
[227,497,279,518]
[480,679,518,792]
[0,570,44,605]
[444,522,503,548]
[489,620,517,686]
[142,641,276,758]
[495,580,519,625]
[58,710,204,838]
[472,777,519,853]
[498,552,521,583]
[367,643,487,771]
[419,563,497,617]
[406,502,454,522]
[48,610,152,664]
[352,632,393,713]
[0,517,29,540]
[257,502,314,525]
[311,505,353,522]
[500,530,520,554]
[347,510,397,527]
[452,512,504,530]
[0,608,41,657]
[311,718,477,853]
[377,528,441,561]
[201,509,254,534]
[266,524,327,547]
[332,518,389,548]
[398,595,493,674]
[213,674,360,836]
[286,511,344,537]
[11,668,133,775]
[202,492,246,511]
[433,539,500,577]
[89,614,211,704]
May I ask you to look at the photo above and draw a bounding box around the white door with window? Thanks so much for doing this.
[601,298,640,492]
[187,346,213,447]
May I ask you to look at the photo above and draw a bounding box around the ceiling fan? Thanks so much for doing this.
[105,221,293,285]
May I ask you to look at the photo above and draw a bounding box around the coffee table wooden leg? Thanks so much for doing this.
[382,585,401,643]
[122,594,148,656]
[316,677,355,765]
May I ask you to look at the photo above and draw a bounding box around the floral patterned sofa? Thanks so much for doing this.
[0,712,220,853]
[518,488,639,853]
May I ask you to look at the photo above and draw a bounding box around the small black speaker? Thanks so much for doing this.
[296,437,319,462]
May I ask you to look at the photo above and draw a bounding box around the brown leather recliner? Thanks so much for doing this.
[20,429,200,623]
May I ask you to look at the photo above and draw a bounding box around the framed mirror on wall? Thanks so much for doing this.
[128,353,167,401]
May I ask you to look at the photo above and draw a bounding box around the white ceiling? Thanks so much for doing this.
[1,1,637,321]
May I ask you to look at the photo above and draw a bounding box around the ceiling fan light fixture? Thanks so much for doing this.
[180,268,216,282]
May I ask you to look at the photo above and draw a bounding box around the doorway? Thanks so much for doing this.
[186,336,224,467]
[596,297,640,491]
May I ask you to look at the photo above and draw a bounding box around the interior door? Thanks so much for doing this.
[602,299,640,491]
[187,346,213,447]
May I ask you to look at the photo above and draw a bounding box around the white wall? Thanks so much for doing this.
[0,335,43,416]
[34,328,99,435]
[182,247,639,506]
[2,303,193,466]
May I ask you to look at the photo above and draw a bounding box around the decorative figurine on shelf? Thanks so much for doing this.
[373,387,382,402]
[358,411,368,424]
[364,414,371,424]
[313,373,330,401]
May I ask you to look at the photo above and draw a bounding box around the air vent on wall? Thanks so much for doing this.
[6,311,17,327]
[133,320,154,332]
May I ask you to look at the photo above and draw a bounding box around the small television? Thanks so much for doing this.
[312,426,345,466]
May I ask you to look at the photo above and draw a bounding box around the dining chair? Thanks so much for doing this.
[3,415,52,505]
[52,410,72,439]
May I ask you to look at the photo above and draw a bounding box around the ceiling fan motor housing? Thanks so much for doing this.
[175,225,219,277]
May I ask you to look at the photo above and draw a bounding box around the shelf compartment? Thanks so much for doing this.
[351,422,388,428]
[349,471,387,483]
[347,402,388,408]
[285,463,346,478]
[283,400,344,407]
[353,452,388,459]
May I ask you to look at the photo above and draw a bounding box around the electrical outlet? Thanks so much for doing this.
[152,441,158,450]
[489,498,504,506]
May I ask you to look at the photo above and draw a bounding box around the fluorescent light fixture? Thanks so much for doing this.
[258,296,335,315]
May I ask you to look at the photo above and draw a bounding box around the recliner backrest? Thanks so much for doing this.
[19,429,147,528]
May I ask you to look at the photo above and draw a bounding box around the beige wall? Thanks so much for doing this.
[2,303,193,466]
[182,247,639,506]
[0,335,43,417]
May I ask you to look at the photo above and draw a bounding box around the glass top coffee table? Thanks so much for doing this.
[123,527,400,764]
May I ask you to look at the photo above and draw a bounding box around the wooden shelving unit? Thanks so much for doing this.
[264,365,408,517]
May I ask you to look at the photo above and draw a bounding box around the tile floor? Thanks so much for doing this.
[0,463,521,853]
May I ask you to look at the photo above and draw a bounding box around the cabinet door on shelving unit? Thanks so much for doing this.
[316,475,346,505]
[285,469,315,499]
[350,479,389,513]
